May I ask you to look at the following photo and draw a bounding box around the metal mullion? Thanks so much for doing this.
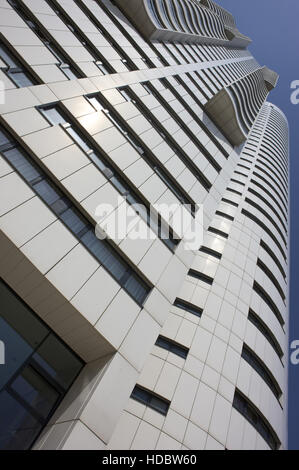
[5,386,46,425]
[0,330,52,393]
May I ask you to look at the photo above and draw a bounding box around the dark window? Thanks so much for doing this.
[173,298,203,318]
[248,310,283,360]
[0,280,84,450]
[260,240,286,280]
[130,386,170,415]
[253,281,284,328]
[188,270,214,285]
[0,42,37,88]
[0,126,151,306]
[221,198,239,208]
[257,259,286,302]
[226,187,242,196]
[230,178,245,186]
[242,209,286,262]
[233,390,280,450]
[199,246,222,259]
[252,171,288,213]
[245,198,287,247]
[241,345,282,400]
[215,210,234,221]
[155,336,189,359]
[250,179,287,224]
[208,227,229,239]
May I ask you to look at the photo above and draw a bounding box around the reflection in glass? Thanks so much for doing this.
[0,281,84,449]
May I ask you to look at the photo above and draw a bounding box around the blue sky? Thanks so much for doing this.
[218,0,299,449]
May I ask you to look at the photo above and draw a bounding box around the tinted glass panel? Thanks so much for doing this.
[0,281,84,449]
[33,180,61,207]
[32,335,83,390]
[0,129,10,147]
[150,396,169,414]
[8,71,34,87]
[130,386,170,416]
[155,335,188,359]
[61,66,79,80]
[124,275,148,305]
[41,107,66,126]
[0,391,42,450]
[66,127,91,153]
[0,45,17,67]
[0,318,33,389]
[60,208,87,236]
[0,124,151,306]
[3,147,41,183]
[233,391,279,450]
[11,366,59,418]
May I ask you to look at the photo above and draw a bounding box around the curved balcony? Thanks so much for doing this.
[204,68,279,146]
[262,66,279,91]
[200,0,251,47]
[114,0,251,47]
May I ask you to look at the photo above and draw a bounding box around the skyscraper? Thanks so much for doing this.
[0,0,289,450]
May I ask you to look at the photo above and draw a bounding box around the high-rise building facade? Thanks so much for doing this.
[0,0,289,450]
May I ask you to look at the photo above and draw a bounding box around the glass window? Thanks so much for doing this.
[5,1,83,80]
[50,196,70,216]
[1,124,151,306]
[32,335,83,390]
[131,386,149,404]
[87,96,105,112]
[0,129,10,148]
[173,298,202,318]
[60,208,87,236]
[155,335,188,359]
[41,107,66,126]
[81,231,122,270]
[241,345,281,400]
[61,65,80,80]
[188,269,214,285]
[123,274,149,305]
[233,391,279,450]
[248,309,283,360]
[150,396,169,415]
[0,284,48,350]
[3,147,41,183]
[8,71,34,88]
[0,391,42,450]
[0,45,18,68]
[0,43,36,88]
[0,318,33,390]
[131,385,170,416]
[66,127,91,153]
[33,180,61,207]
[199,246,222,259]
[88,151,107,172]
[40,102,179,253]
[0,280,84,450]
[11,366,60,418]
[96,63,110,75]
